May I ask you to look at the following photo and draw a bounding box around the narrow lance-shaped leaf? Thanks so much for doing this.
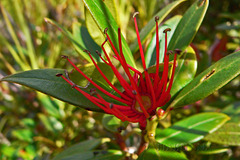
[72,23,102,62]
[156,112,230,148]
[85,0,118,49]
[168,0,209,52]
[130,0,185,53]
[44,18,100,62]
[1,63,117,112]
[82,0,136,68]
[169,50,240,108]
[52,138,111,160]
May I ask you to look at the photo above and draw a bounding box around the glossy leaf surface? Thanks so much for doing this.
[1,65,116,112]
[168,0,209,52]
[169,51,240,108]
[130,0,185,53]
[156,112,229,147]
[204,123,240,146]
[145,15,182,68]
[52,138,111,160]
[82,0,136,67]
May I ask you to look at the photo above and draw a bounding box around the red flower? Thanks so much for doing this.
[57,13,179,130]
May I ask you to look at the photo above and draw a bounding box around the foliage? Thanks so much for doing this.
[0,0,240,160]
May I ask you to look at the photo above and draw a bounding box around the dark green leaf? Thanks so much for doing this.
[168,0,209,52]
[82,0,136,68]
[60,150,122,160]
[156,112,229,147]
[72,23,102,61]
[52,138,111,160]
[169,51,240,108]
[45,18,99,62]
[130,0,185,53]
[204,122,240,146]
[1,66,115,112]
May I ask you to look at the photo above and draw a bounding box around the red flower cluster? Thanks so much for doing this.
[57,13,179,130]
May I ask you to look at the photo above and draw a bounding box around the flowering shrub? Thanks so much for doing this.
[1,0,240,159]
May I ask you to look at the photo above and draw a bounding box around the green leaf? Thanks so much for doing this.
[169,51,240,108]
[85,0,118,47]
[72,23,102,61]
[222,102,240,123]
[130,0,185,53]
[156,112,230,147]
[170,46,197,97]
[138,148,188,160]
[102,114,128,132]
[82,0,136,68]
[52,138,111,160]
[145,15,182,68]
[45,18,100,62]
[168,0,209,52]
[59,150,122,160]
[0,66,115,112]
[204,122,240,146]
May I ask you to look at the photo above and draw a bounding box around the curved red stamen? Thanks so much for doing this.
[158,53,177,103]
[154,17,160,89]
[133,15,156,111]
[101,40,135,98]
[64,57,131,105]
[156,29,170,98]
[88,52,132,101]
[96,94,140,122]
[104,28,149,118]
[59,74,112,113]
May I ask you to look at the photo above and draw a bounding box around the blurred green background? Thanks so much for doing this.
[0,0,239,159]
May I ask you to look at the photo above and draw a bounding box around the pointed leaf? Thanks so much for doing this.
[130,0,185,53]
[204,122,240,146]
[168,0,209,52]
[52,138,111,160]
[1,66,115,112]
[169,51,240,108]
[85,0,118,47]
[72,23,102,61]
[58,150,122,160]
[156,112,230,147]
[45,18,100,62]
[82,0,136,68]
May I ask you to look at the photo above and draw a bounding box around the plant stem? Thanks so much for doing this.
[115,132,128,152]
